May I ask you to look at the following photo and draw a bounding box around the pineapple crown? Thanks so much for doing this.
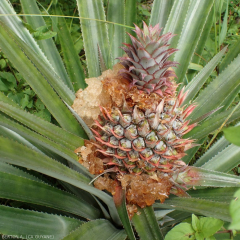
[119,22,178,97]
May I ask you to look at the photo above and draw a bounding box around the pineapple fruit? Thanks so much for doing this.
[73,22,197,217]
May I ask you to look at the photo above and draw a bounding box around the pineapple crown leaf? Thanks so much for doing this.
[119,22,179,97]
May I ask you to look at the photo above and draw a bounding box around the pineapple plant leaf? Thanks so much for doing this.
[149,0,175,28]
[52,4,86,91]
[124,0,137,43]
[0,171,101,219]
[76,0,112,77]
[0,0,240,239]
[0,205,84,239]
[224,125,240,147]
[62,219,127,240]
[19,0,75,92]
[132,206,163,240]
[106,0,125,64]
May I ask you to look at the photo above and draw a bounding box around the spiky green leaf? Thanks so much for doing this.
[0,95,84,151]
[76,0,112,76]
[54,4,86,91]
[0,136,121,225]
[155,197,231,222]
[132,206,163,240]
[183,46,227,105]
[113,187,136,240]
[63,219,127,240]
[0,205,83,238]
[107,0,125,64]
[174,0,214,83]
[0,172,101,219]
[0,21,87,137]
[20,0,75,91]
[191,53,240,121]
[149,0,174,29]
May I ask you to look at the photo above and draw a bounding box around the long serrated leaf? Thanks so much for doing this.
[0,20,74,106]
[219,38,240,73]
[185,107,240,140]
[132,206,163,240]
[113,187,136,240]
[0,0,56,71]
[76,0,112,76]
[174,0,214,83]
[224,125,240,146]
[194,136,230,167]
[155,197,231,222]
[0,205,83,238]
[163,0,191,47]
[0,99,84,151]
[0,125,44,155]
[160,210,191,228]
[229,188,240,230]
[187,187,237,202]
[54,4,86,91]
[149,0,174,29]
[64,101,95,140]
[20,0,75,92]
[219,0,228,46]
[191,53,240,121]
[186,167,240,187]
[0,21,87,137]
[0,162,40,182]
[63,219,127,240]
[125,0,137,44]
[183,46,227,105]
[107,0,125,64]
[220,84,240,112]
[0,172,100,220]
[200,144,240,173]
[0,136,121,225]
[187,8,214,81]
[0,115,87,173]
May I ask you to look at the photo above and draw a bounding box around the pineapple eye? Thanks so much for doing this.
[126,124,137,134]
[165,148,178,156]
[161,113,171,121]
[154,141,166,151]
[125,124,138,138]
[144,162,155,171]
[174,107,183,115]
[101,134,109,142]
[109,136,118,146]
[111,109,120,122]
[113,157,123,166]
[120,138,132,149]
[106,147,115,155]
[165,130,177,141]
[157,123,167,133]
[141,148,154,158]
[103,122,113,134]
[128,150,139,160]
[138,120,150,137]
[172,119,182,129]
[146,112,155,120]
[133,137,145,150]
[113,125,124,137]
[119,114,132,127]
[150,154,161,164]
[146,131,158,142]
[117,148,127,157]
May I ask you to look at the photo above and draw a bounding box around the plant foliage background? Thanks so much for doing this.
[0,0,240,239]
